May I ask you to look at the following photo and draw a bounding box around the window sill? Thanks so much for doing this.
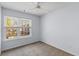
[4,35,32,41]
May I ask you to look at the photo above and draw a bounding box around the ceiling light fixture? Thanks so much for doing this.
[24,2,41,13]
[36,2,41,9]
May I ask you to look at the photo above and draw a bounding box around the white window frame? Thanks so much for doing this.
[3,16,32,41]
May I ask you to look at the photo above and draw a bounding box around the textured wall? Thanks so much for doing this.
[41,6,79,55]
[0,5,1,55]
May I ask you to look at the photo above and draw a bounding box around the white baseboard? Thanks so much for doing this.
[41,40,75,56]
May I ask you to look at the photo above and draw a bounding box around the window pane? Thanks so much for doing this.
[5,16,17,39]
[6,27,17,39]
[19,19,31,36]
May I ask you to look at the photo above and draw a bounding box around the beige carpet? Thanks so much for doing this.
[1,41,73,56]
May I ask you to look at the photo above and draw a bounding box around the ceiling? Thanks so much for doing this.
[0,2,79,16]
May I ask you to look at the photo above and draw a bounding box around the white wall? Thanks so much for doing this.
[41,6,79,55]
[1,7,40,51]
[0,5,1,55]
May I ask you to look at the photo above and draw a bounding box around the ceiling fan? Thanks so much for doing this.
[35,2,41,9]
[24,2,41,12]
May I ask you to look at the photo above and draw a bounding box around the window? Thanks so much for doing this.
[19,20,30,36]
[4,16,32,40]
